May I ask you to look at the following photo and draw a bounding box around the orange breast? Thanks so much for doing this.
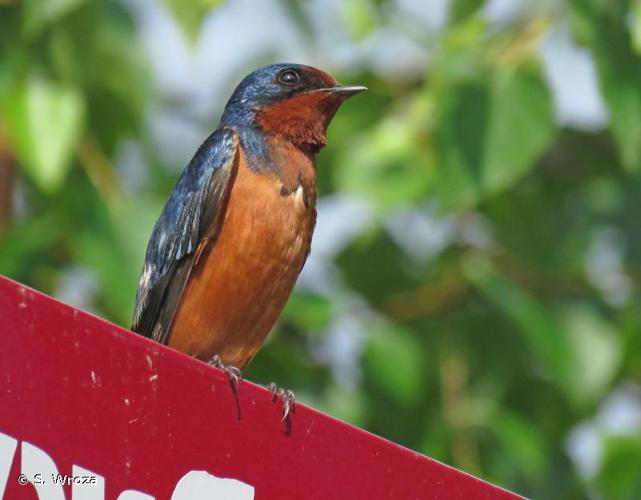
[167,148,316,369]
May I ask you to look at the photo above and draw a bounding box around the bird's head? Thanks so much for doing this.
[221,63,366,151]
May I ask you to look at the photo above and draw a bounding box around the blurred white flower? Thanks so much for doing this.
[584,227,632,306]
[538,22,609,130]
[567,382,641,479]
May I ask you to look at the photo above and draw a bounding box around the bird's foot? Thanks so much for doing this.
[265,382,295,421]
[208,354,242,392]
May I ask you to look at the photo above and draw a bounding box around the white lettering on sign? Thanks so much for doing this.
[0,430,255,499]
[22,441,66,500]
[172,471,255,500]
[0,433,17,498]
[72,465,105,499]
[117,491,154,500]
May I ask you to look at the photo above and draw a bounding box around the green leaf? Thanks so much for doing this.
[434,67,554,209]
[336,114,433,210]
[465,258,622,408]
[570,1,641,172]
[450,0,485,24]
[492,410,547,482]
[22,0,87,37]
[562,305,621,405]
[282,293,332,334]
[162,0,224,42]
[340,0,378,40]
[434,82,487,209]
[73,197,155,326]
[46,3,151,146]
[632,1,641,54]
[483,69,555,193]
[566,0,599,44]
[464,257,573,389]
[3,78,84,192]
[363,324,423,405]
[596,435,641,500]
[0,213,61,277]
[594,38,641,172]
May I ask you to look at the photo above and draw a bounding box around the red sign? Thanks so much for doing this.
[0,276,522,499]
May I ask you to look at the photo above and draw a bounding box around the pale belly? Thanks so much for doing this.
[167,158,315,369]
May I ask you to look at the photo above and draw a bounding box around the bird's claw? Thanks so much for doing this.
[208,354,242,391]
[267,382,295,421]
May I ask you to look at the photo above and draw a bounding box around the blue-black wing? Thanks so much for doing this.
[132,128,239,343]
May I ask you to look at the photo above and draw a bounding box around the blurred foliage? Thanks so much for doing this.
[1,0,641,498]
[162,0,224,41]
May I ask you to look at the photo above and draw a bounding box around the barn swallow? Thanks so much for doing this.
[132,63,365,417]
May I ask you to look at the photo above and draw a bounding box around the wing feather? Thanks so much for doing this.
[132,128,239,343]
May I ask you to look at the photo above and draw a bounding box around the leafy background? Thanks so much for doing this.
[1,0,641,498]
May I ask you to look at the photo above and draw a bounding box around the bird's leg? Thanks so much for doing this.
[263,382,296,421]
[208,354,242,392]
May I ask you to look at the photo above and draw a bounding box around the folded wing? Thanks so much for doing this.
[132,128,240,344]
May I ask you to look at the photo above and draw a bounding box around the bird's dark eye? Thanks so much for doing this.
[278,69,300,86]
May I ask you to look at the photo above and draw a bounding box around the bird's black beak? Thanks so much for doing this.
[321,85,368,98]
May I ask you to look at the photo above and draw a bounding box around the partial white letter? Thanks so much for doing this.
[171,471,254,500]
[72,465,104,500]
[22,441,65,500]
[0,432,17,498]
[117,491,155,500]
